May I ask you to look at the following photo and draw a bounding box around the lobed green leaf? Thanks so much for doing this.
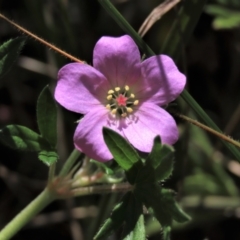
[0,125,51,151]
[135,184,190,226]
[38,150,58,166]
[94,192,131,240]
[122,193,145,240]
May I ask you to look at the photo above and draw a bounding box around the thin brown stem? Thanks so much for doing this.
[174,112,240,149]
[0,13,84,63]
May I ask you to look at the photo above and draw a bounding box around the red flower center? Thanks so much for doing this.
[116,94,128,106]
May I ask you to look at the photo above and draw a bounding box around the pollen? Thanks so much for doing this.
[125,85,129,91]
[127,107,133,113]
[111,109,117,114]
[133,100,139,105]
[121,113,127,117]
[108,89,114,94]
[115,87,121,92]
[106,104,111,109]
[130,93,135,98]
[107,95,112,100]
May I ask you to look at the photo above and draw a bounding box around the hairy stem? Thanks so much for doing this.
[175,112,240,149]
[0,13,84,63]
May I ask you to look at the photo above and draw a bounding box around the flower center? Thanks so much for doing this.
[105,85,139,118]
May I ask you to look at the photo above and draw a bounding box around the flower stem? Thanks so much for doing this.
[59,149,81,177]
[48,162,56,184]
[0,188,56,240]
[97,0,240,162]
[174,112,240,149]
[72,182,133,197]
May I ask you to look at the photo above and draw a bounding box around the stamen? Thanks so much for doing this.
[111,109,117,114]
[133,100,139,105]
[108,89,114,94]
[106,104,111,109]
[130,93,135,98]
[115,87,121,92]
[125,85,129,91]
[107,95,113,100]
[127,107,133,113]
[121,113,127,117]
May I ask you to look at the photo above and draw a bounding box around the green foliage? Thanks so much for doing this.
[38,150,58,166]
[205,4,240,29]
[0,124,58,166]
[101,130,190,238]
[0,85,59,166]
[0,37,26,78]
[122,193,145,240]
[148,136,175,181]
[94,192,131,239]
[102,127,140,171]
[37,85,57,147]
[0,125,51,151]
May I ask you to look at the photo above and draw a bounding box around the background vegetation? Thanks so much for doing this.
[0,0,240,239]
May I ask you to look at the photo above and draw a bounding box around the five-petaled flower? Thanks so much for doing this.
[54,35,186,162]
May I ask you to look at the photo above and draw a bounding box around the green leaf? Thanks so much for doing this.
[0,125,51,151]
[147,136,174,181]
[134,162,156,184]
[122,193,145,240]
[126,160,145,185]
[103,127,140,171]
[148,136,163,168]
[37,85,57,147]
[160,189,191,223]
[135,184,190,227]
[94,192,131,240]
[38,150,58,166]
[0,37,26,78]
[154,146,174,181]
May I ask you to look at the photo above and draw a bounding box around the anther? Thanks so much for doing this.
[111,109,117,114]
[115,87,121,92]
[121,113,127,117]
[107,95,113,100]
[130,94,135,98]
[125,85,129,91]
[106,104,111,110]
[108,89,114,94]
[127,107,133,113]
[133,100,139,105]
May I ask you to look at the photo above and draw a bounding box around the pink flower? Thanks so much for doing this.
[54,35,186,162]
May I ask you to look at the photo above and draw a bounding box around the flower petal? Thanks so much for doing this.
[74,106,124,162]
[55,63,110,114]
[137,55,186,105]
[122,102,179,152]
[93,35,142,88]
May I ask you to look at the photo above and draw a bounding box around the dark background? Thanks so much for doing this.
[0,0,240,239]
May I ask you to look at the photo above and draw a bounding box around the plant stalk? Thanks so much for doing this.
[0,188,56,240]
